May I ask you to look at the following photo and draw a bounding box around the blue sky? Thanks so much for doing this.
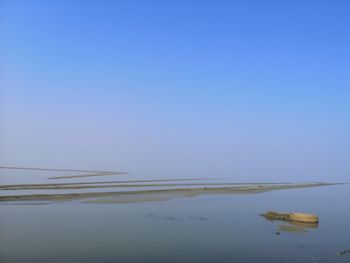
[1,0,349,181]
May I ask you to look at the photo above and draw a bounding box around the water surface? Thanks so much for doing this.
[0,182,349,263]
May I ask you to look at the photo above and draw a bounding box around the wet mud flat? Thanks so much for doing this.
[1,166,349,263]
[0,182,333,203]
[0,166,336,205]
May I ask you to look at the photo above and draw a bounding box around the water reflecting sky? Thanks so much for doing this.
[1,184,349,263]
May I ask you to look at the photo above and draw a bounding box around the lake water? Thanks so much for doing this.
[0,180,349,263]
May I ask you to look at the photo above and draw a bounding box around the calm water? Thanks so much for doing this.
[0,183,349,263]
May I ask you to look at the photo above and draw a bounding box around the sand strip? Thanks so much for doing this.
[0,183,333,203]
[0,182,323,190]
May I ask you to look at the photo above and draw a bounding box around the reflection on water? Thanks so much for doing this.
[0,167,333,204]
[261,212,319,234]
[0,168,349,262]
[277,224,308,233]
[0,186,349,262]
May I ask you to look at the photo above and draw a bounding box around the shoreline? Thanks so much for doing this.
[0,182,324,190]
[0,182,334,203]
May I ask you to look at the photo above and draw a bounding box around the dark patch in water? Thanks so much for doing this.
[189,216,209,221]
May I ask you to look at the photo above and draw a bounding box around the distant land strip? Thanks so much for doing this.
[0,166,128,179]
[0,182,325,191]
[0,178,214,189]
[48,172,127,180]
[0,183,334,203]
[0,166,117,173]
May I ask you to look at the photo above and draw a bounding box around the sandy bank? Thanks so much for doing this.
[0,183,333,203]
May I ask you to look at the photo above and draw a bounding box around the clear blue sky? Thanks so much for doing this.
[1,0,349,181]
